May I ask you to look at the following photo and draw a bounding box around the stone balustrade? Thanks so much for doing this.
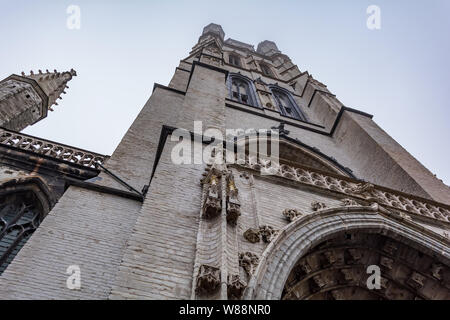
[0,128,107,169]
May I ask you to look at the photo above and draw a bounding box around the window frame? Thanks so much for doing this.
[227,74,260,108]
[269,86,307,121]
[228,53,242,67]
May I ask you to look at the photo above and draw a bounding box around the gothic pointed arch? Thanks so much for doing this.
[0,176,55,274]
[269,85,307,121]
[243,205,450,300]
[233,134,354,177]
[227,73,260,108]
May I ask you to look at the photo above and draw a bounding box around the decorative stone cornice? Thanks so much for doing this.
[235,157,450,225]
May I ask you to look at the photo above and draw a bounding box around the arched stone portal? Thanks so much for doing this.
[244,205,450,300]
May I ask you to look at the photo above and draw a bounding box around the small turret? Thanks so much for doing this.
[0,68,76,131]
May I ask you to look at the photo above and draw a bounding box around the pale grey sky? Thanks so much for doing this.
[1,0,449,185]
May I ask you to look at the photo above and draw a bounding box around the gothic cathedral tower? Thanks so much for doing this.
[0,24,448,300]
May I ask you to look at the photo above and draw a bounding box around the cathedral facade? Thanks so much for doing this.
[0,23,449,300]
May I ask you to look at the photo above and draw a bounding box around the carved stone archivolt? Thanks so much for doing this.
[243,226,279,243]
[239,252,259,276]
[196,264,221,296]
[236,157,450,224]
[282,208,304,222]
[227,274,246,300]
[282,232,450,300]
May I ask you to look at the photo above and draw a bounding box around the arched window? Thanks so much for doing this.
[0,179,51,275]
[228,75,258,107]
[259,62,273,77]
[270,87,307,121]
[229,54,241,67]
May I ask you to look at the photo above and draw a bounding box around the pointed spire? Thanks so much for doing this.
[24,68,77,109]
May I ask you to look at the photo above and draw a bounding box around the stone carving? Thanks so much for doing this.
[243,226,279,243]
[380,277,389,290]
[398,211,412,220]
[226,172,241,225]
[202,55,222,67]
[408,272,426,289]
[204,44,221,56]
[243,228,260,243]
[203,173,222,219]
[340,198,360,206]
[347,182,375,196]
[340,268,358,283]
[237,157,450,223]
[299,261,312,274]
[196,265,221,295]
[312,275,326,288]
[239,252,259,276]
[0,128,107,168]
[331,290,345,300]
[324,251,338,265]
[347,248,362,262]
[430,264,443,280]
[282,208,304,222]
[380,256,394,270]
[311,201,327,211]
[227,274,246,300]
[259,225,279,243]
[382,241,398,255]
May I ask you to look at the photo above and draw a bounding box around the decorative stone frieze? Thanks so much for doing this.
[346,248,362,262]
[239,252,259,276]
[340,198,360,206]
[236,157,450,224]
[203,173,222,219]
[311,201,327,211]
[282,208,304,222]
[196,265,221,295]
[227,274,246,300]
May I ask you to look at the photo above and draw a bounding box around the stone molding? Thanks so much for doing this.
[243,206,450,300]
[235,156,450,225]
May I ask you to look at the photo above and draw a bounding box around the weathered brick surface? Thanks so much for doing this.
[110,141,204,299]
[0,187,140,299]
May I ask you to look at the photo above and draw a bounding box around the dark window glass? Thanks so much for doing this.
[229,54,241,67]
[272,89,306,121]
[0,192,43,274]
[229,76,257,107]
